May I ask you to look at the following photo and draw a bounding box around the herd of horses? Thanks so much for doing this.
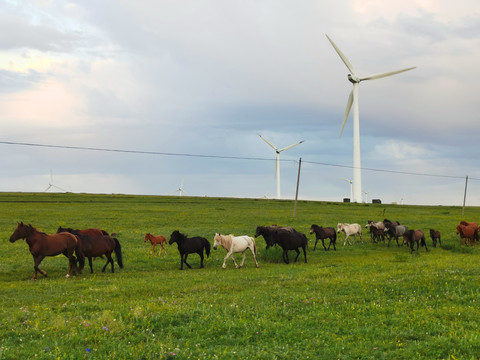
[8,218,477,279]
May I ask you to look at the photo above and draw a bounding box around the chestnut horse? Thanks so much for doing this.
[9,222,83,280]
[57,226,123,273]
[456,223,478,246]
[144,233,167,255]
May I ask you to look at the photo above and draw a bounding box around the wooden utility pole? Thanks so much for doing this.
[293,158,302,217]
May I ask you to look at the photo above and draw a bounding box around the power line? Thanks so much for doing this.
[0,140,477,181]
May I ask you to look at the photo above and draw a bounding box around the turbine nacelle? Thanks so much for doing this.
[347,74,360,84]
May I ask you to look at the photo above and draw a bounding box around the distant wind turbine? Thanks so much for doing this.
[259,134,304,199]
[326,34,415,203]
[44,170,66,192]
[173,179,188,196]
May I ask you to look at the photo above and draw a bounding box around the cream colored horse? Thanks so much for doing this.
[213,233,259,269]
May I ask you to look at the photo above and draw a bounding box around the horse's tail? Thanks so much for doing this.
[204,238,211,258]
[113,238,124,269]
[251,237,257,255]
[333,230,337,243]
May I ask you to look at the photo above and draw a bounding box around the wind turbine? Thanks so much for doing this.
[173,179,188,196]
[326,34,415,203]
[44,170,67,192]
[259,134,304,199]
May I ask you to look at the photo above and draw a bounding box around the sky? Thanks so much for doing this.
[0,0,479,206]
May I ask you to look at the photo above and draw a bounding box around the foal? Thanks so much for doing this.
[144,233,167,255]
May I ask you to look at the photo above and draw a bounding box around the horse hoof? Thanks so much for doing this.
[222,265,227,269]
[65,274,70,278]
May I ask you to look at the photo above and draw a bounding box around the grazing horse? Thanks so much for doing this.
[254,226,307,264]
[456,223,478,246]
[57,227,123,273]
[429,229,441,248]
[213,233,259,269]
[336,223,363,246]
[144,233,167,255]
[403,229,428,253]
[384,224,408,247]
[169,230,211,270]
[309,225,336,251]
[9,222,83,280]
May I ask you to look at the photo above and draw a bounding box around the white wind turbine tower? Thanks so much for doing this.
[259,134,304,199]
[326,34,415,203]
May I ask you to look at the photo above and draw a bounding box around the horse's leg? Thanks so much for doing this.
[179,253,184,270]
[313,239,318,251]
[293,248,300,262]
[150,244,155,254]
[331,237,337,251]
[88,257,94,273]
[184,253,192,269]
[282,249,289,264]
[102,253,114,273]
[423,237,429,252]
[250,246,259,268]
[239,251,247,268]
[33,254,47,280]
[222,250,233,269]
[322,239,327,251]
[198,251,204,268]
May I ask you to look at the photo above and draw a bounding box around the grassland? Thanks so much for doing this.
[1,192,480,359]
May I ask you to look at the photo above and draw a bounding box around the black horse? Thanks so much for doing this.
[169,230,211,270]
[429,229,441,248]
[309,224,336,251]
[254,226,307,264]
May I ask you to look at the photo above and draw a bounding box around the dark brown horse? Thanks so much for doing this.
[403,229,428,253]
[429,229,441,248]
[309,225,336,251]
[9,222,83,280]
[57,227,123,273]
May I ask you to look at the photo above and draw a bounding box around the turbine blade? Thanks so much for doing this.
[360,67,416,81]
[258,134,278,151]
[278,140,305,153]
[326,34,356,76]
[340,89,354,137]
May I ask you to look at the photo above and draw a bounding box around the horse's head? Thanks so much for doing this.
[213,233,222,250]
[9,222,31,242]
[254,226,264,238]
[309,225,315,234]
[336,223,344,233]
[144,233,151,242]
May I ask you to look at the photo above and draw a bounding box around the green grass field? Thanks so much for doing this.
[1,192,480,359]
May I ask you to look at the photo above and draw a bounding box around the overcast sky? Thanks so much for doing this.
[1,0,479,205]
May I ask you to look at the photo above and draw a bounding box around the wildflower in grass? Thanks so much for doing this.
[103,326,109,331]
[86,348,91,353]
[169,352,176,356]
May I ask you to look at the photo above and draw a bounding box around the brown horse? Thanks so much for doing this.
[456,223,478,246]
[9,222,83,280]
[429,229,441,248]
[144,233,167,255]
[57,227,123,273]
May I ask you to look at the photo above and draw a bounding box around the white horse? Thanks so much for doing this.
[213,233,259,269]
[337,223,363,246]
